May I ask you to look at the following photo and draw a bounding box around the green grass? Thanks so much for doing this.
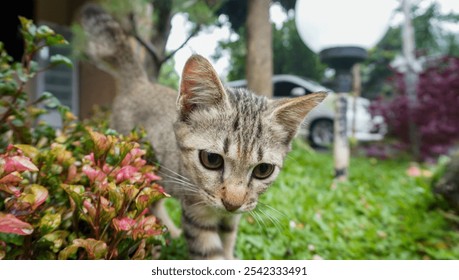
[161,140,459,260]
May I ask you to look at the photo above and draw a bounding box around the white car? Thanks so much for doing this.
[226,74,386,148]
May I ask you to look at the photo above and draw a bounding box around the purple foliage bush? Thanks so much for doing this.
[372,56,459,161]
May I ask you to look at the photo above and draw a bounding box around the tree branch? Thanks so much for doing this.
[129,11,201,68]
[161,24,202,64]
[129,13,162,65]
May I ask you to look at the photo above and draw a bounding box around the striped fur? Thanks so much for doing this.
[80,4,326,260]
[175,56,326,259]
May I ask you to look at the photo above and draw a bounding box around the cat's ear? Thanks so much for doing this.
[178,54,228,119]
[270,92,327,143]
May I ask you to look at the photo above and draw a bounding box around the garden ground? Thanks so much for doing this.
[161,140,459,260]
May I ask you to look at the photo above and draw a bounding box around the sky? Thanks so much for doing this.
[165,0,459,80]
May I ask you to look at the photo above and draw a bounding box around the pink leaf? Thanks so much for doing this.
[112,217,136,231]
[144,172,161,183]
[0,184,21,197]
[153,184,170,197]
[82,165,106,184]
[27,184,48,210]
[83,200,96,219]
[0,213,34,235]
[88,129,113,154]
[115,166,139,183]
[132,216,162,239]
[4,156,38,173]
[121,148,146,166]
[65,164,78,183]
[83,153,95,164]
[0,171,23,185]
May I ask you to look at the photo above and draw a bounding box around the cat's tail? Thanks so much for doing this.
[78,3,146,80]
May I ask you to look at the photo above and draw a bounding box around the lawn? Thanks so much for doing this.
[161,140,459,260]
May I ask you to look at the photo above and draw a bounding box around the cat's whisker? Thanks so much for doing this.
[285,154,299,164]
[157,165,192,182]
[252,209,269,232]
[257,203,286,232]
[248,210,264,231]
[258,201,287,219]
[257,207,283,234]
[159,177,194,186]
[159,173,197,189]
[157,171,197,188]
[188,200,207,208]
[160,180,200,194]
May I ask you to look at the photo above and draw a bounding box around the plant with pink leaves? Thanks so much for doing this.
[0,18,168,260]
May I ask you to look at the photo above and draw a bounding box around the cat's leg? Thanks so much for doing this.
[150,199,182,239]
[219,214,241,259]
[182,205,226,260]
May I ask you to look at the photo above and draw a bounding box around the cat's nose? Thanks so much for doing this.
[222,199,241,212]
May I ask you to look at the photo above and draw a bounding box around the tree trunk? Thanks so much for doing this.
[246,0,273,97]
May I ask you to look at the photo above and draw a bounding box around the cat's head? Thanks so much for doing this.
[174,55,326,213]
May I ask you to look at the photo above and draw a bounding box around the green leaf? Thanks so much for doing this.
[61,184,85,209]
[18,17,33,33]
[44,95,61,109]
[38,230,69,253]
[39,213,62,234]
[33,91,54,104]
[50,54,72,68]
[0,81,18,94]
[18,17,35,52]
[14,144,39,161]
[29,25,37,37]
[0,232,24,246]
[36,25,55,39]
[29,61,39,74]
[36,251,57,260]
[58,244,78,260]
[13,62,28,83]
[11,118,24,128]
[45,35,68,47]
[108,185,124,212]
[72,238,108,260]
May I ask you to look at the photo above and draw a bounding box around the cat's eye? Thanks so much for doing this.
[199,150,224,170]
[252,163,275,179]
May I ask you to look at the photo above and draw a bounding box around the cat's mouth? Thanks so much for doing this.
[221,199,243,213]
[214,199,257,214]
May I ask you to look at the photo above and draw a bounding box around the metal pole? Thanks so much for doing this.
[401,0,421,160]
[334,91,349,181]
[333,68,351,181]
[351,64,361,141]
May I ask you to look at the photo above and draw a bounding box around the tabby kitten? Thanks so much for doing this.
[80,4,326,260]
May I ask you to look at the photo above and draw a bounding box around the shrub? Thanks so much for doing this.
[372,56,459,161]
[0,18,167,260]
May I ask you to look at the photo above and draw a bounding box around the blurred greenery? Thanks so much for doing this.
[158,57,180,90]
[162,140,459,260]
